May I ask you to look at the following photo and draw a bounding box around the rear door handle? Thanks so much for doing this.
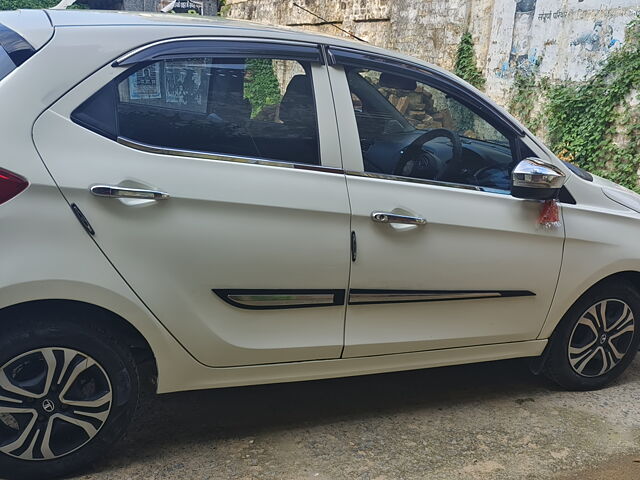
[371,211,427,225]
[90,185,170,200]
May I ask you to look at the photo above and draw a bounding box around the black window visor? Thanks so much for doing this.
[114,39,324,67]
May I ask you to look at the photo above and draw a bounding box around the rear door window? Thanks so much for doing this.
[74,55,322,166]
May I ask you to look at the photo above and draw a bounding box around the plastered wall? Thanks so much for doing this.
[225,0,640,103]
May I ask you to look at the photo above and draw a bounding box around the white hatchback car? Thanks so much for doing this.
[1,8,640,479]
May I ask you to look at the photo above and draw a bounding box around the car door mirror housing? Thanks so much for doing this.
[511,157,567,200]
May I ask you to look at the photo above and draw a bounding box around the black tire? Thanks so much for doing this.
[0,316,139,480]
[544,281,640,390]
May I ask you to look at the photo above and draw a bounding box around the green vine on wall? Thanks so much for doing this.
[219,0,231,16]
[244,59,282,118]
[0,0,56,9]
[454,32,486,90]
[508,72,545,134]
[510,17,640,191]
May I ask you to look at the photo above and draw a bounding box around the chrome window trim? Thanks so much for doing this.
[345,169,488,193]
[117,137,343,174]
[117,137,515,194]
[117,137,510,192]
[113,36,323,66]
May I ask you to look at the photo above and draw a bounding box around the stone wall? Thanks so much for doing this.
[225,0,640,104]
[123,0,217,15]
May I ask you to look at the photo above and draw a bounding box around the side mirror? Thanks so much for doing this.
[511,157,566,200]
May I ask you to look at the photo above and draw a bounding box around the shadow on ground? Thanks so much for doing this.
[133,360,546,450]
[79,358,640,480]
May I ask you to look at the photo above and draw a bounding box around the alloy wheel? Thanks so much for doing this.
[0,348,112,461]
[568,299,635,377]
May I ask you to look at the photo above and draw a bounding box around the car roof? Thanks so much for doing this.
[43,10,456,79]
[46,10,366,46]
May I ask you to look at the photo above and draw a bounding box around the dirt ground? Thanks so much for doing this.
[69,358,640,480]
[557,453,640,480]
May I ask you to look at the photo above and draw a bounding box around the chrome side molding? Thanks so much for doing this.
[213,289,535,310]
[348,290,535,305]
[213,290,346,310]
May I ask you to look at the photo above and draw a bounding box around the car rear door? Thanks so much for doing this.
[33,38,351,367]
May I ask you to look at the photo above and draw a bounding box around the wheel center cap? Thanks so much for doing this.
[41,398,55,413]
[599,333,608,345]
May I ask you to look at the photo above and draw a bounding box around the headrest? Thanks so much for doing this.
[279,74,314,126]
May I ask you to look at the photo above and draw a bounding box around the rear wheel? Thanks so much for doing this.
[544,282,640,390]
[0,318,139,480]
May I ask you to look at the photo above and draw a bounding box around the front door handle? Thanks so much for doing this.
[371,211,427,225]
[90,185,170,200]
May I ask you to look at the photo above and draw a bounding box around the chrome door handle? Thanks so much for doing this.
[371,211,427,225]
[90,185,170,200]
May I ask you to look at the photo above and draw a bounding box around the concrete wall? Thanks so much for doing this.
[225,0,640,104]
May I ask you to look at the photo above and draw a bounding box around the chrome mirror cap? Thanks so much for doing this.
[512,157,566,200]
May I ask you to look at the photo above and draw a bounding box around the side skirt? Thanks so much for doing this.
[157,339,548,393]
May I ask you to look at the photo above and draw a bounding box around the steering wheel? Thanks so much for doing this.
[393,128,463,182]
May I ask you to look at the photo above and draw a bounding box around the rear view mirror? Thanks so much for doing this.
[511,157,566,200]
[379,72,417,91]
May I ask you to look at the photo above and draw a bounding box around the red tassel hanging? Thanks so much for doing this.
[538,199,561,229]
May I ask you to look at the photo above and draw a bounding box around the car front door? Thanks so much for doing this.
[328,49,565,358]
[33,39,351,367]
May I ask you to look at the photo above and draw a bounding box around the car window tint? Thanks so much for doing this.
[345,67,517,193]
[0,46,14,82]
[115,57,320,165]
[0,24,36,83]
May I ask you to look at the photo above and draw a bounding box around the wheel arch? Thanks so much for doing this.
[570,271,640,302]
[537,269,638,344]
[0,276,212,394]
[0,298,158,393]
[531,269,640,375]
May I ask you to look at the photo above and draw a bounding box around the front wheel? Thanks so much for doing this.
[0,318,139,480]
[544,282,640,390]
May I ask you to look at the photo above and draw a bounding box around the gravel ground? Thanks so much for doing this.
[69,357,640,480]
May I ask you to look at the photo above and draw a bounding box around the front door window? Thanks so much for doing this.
[345,67,517,193]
